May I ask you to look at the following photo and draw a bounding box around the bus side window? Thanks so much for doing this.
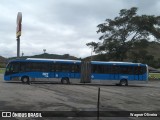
[75,64,80,72]
[92,65,99,73]
[138,66,146,75]
[70,64,75,72]
[31,62,41,72]
[119,66,133,74]
[41,62,49,72]
[26,62,31,72]
[128,66,133,74]
[111,65,119,74]
[104,65,110,74]
[20,62,26,72]
[99,65,104,73]
[70,64,80,73]
[50,63,55,72]
[119,66,128,74]
[91,64,96,73]
[55,63,61,72]
[92,65,104,74]
[61,63,69,72]
[134,66,143,75]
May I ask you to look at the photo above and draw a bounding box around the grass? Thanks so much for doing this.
[0,68,5,74]
[149,73,160,80]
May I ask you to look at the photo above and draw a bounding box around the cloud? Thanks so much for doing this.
[0,0,160,58]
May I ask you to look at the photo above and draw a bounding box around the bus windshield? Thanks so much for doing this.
[5,62,19,75]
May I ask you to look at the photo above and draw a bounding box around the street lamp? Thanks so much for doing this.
[22,52,24,57]
[43,49,46,53]
[43,49,46,58]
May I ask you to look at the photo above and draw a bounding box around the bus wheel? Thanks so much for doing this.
[61,78,70,84]
[21,76,30,85]
[119,79,128,86]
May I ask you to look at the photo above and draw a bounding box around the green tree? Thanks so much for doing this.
[87,7,160,61]
[128,39,149,62]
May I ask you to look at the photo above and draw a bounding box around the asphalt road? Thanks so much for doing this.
[0,74,160,120]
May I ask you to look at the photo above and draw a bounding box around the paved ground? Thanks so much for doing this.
[0,74,160,120]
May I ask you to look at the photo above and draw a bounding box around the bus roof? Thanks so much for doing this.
[27,58,80,62]
[9,58,147,66]
[91,61,146,66]
[10,58,81,64]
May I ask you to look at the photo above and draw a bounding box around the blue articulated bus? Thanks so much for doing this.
[4,58,148,86]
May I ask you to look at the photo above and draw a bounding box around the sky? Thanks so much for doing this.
[0,0,160,58]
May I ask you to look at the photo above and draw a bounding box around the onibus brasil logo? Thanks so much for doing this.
[2,112,42,118]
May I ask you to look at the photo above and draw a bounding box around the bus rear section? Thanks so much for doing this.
[90,61,148,86]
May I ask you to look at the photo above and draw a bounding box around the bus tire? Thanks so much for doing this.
[21,76,30,85]
[61,78,70,84]
[119,79,128,86]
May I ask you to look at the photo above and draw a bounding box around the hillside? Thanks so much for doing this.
[8,53,79,60]
[0,56,7,68]
[0,53,79,68]
[0,56,6,62]
[145,41,160,60]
